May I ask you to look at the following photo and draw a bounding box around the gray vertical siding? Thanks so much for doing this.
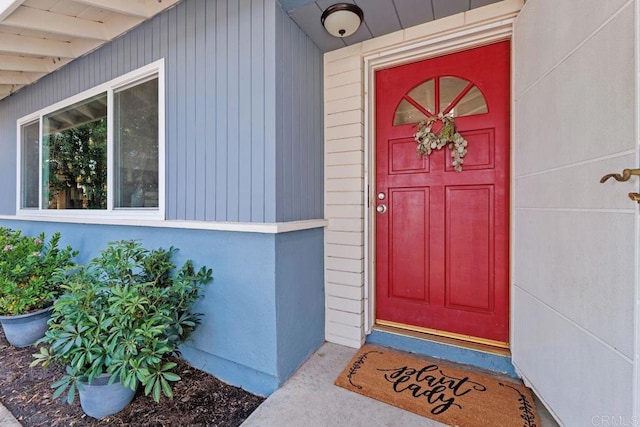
[275,5,323,222]
[0,0,322,223]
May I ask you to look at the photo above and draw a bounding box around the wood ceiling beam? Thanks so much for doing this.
[143,0,181,18]
[71,0,151,18]
[72,0,180,19]
[0,33,75,58]
[0,83,13,97]
[68,39,103,58]
[0,54,71,73]
[0,71,45,85]
[4,5,148,42]
[3,6,109,40]
[103,14,145,40]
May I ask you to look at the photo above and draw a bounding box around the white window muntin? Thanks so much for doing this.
[16,59,165,220]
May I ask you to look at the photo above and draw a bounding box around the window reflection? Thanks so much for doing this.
[114,78,159,208]
[42,93,108,210]
[20,122,39,208]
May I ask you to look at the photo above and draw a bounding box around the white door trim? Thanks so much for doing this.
[634,0,640,419]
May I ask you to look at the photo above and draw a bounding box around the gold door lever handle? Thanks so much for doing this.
[629,193,640,203]
[600,168,640,183]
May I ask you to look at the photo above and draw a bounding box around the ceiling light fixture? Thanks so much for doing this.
[320,3,364,38]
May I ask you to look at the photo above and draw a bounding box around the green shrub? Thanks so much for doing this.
[0,228,77,315]
[31,240,212,403]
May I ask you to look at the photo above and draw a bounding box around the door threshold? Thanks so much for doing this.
[374,322,511,357]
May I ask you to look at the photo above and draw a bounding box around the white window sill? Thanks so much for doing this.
[0,214,328,234]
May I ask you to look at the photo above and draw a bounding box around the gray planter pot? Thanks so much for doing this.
[0,305,52,347]
[78,374,137,419]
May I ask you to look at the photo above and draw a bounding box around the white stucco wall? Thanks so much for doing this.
[323,0,523,348]
[512,0,639,423]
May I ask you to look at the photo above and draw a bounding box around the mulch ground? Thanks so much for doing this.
[0,329,265,426]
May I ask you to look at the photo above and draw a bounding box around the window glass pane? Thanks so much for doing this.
[407,79,435,114]
[393,99,428,126]
[21,121,39,208]
[451,86,488,117]
[114,78,159,208]
[439,76,469,113]
[394,79,434,126]
[42,93,107,210]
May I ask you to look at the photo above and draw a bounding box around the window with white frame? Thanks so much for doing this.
[17,61,164,219]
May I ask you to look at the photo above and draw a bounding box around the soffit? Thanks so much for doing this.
[0,0,506,101]
[0,0,180,101]
[282,0,503,52]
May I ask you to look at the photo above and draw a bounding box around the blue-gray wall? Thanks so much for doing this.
[0,0,326,396]
[275,5,323,222]
[0,219,325,395]
[275,228,325,380]
[0,0,323,223]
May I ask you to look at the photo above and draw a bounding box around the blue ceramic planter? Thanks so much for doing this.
[0,305,52,347]
[78,374,137,419]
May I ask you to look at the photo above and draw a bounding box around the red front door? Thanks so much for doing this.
[375,42,510,344]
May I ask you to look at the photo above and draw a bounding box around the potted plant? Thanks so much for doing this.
[32,240,212,419]
[0,228,77,347]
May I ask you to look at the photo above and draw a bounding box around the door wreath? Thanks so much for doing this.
[414,113,468,172]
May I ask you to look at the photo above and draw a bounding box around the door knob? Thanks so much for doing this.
[376,204,387,213]
[600,168,640,183]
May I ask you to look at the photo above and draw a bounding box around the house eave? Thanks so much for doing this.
[0,0,181,101]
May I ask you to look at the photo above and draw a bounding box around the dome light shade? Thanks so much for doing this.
[321,3,364,38]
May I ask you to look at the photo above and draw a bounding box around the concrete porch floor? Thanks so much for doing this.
[242,342,560,427]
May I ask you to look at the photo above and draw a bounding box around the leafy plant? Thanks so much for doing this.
[0,228,78,316]
[31,240,212,404]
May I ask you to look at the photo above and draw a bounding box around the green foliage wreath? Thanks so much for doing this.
[414,113,468,172]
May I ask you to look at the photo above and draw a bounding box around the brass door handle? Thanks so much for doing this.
[600,168,640,183]
[600,168,640,204]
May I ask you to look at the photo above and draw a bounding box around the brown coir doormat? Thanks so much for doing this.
[335,345,539,427]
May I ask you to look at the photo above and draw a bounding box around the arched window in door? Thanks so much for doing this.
[393,76,488,126]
